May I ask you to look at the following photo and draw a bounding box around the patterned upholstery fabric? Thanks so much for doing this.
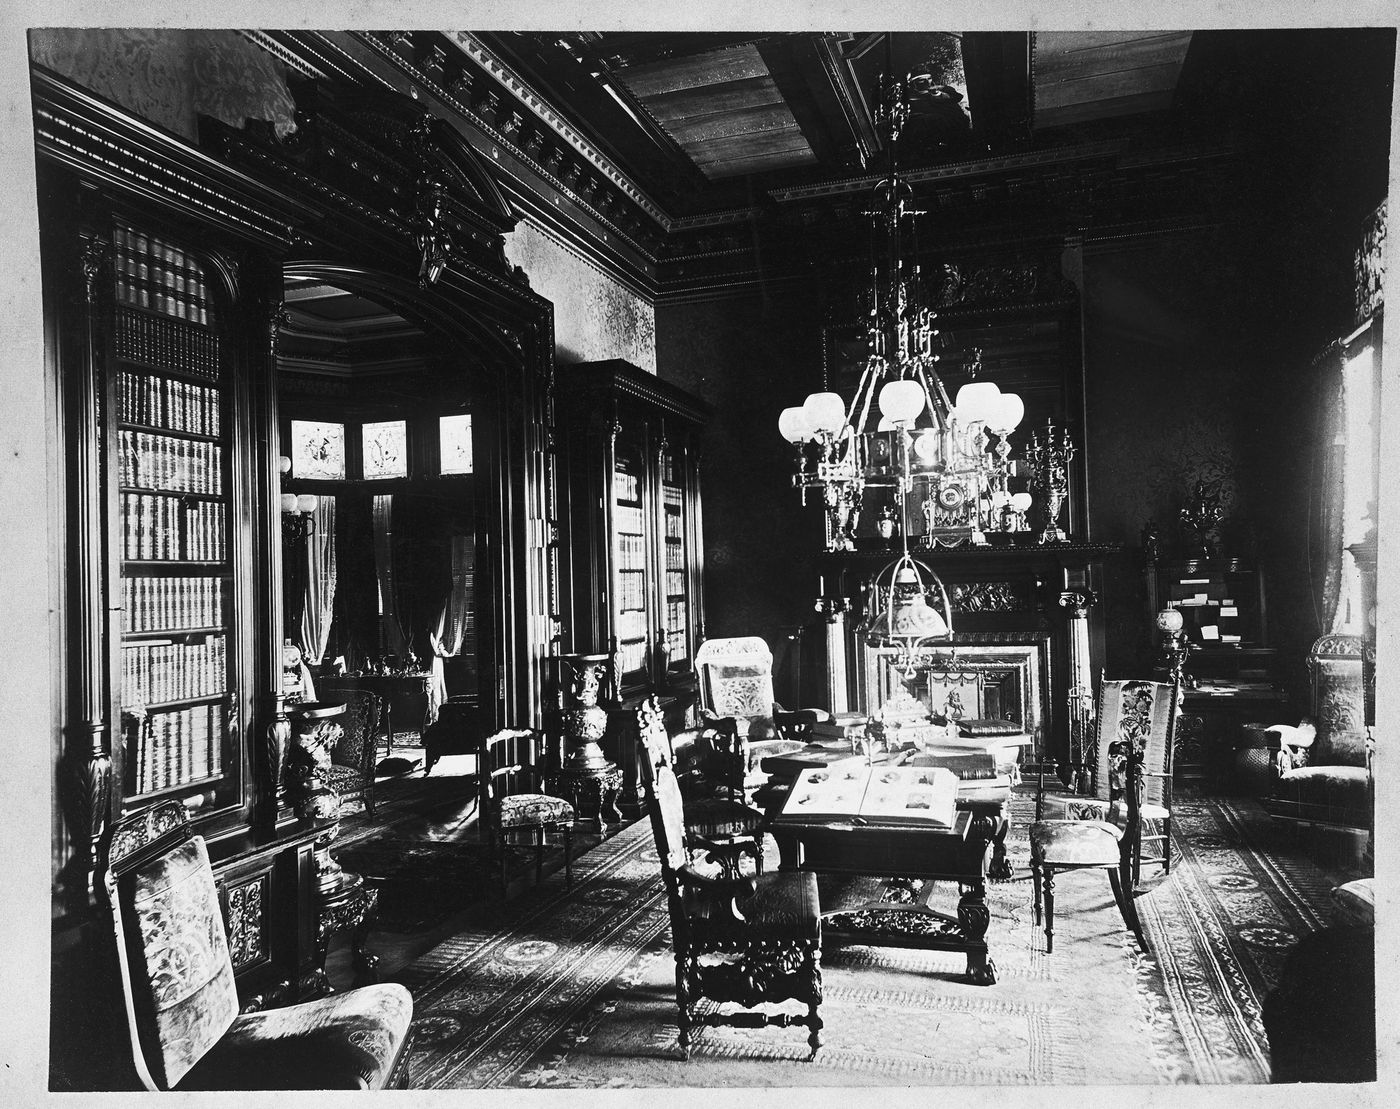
[181,983,413,1090]
[1040,795,1168,825]
[496,793,575,828]
[1096,679,1175,809]
[1029,819,1123,866]
[1310,647,1369,767]
[685,870,821,942]
[128,837,240,1088]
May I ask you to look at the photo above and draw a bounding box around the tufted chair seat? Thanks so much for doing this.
[496,792,575,829]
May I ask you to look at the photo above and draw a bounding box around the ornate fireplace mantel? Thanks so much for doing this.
[816,542,1124,772]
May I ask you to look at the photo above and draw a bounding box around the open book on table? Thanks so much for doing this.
[774,761,959,828]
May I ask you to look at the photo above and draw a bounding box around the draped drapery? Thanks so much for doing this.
[299,495,337,665]
[427,534,474,712]
[1309,352,1346,635]
[372,494,411,662]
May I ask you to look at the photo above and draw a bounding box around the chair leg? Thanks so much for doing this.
[563,823,573,889]
[1042,867,1056,954]
[1030,856,1043,926]
[1109,864,1148,952]
[806,942,823,1060]
[535,826,545,886]
[364,784,376,821]
[674,952,692,1059]
[1163,817,1172,874]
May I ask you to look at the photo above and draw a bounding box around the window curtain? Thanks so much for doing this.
[371,494,410,662]
[426,534,474,711]
[299,496,337,665]
[1309,351,1347,635]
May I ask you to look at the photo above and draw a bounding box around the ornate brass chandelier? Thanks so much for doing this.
[777,65,1031,555]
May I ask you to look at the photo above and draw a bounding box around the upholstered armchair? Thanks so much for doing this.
[1262,634,1373,835]
[103,801,414,1090]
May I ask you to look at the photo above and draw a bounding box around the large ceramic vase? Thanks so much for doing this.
[560,653,613,772]
[287,701,355,896]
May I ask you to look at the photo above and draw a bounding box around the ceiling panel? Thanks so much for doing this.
[1033,31,1193,128]
[612,42,817,179]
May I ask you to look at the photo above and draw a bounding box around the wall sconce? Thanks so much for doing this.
[279,455,318,541]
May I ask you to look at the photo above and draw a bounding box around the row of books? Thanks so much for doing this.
[613,505,645,542]
[114,225,211,326]
[615,608,648,643]
[118,370,220,436]
[121,575,225,633]
[122,494,226,562]
[115,307,221,381]
[612,468,641,504]
[119,431,224,494]
[122,634,226,705]
[666,599,687,636]
[616,568,649,612]
[666,626,688,663]
[665,511,684,540]
[613,529,647,568]
[129,703,224,796]
[663,482,683,508]
[666,570,685,598]
[616,637,647,675]
[665,538,685,569]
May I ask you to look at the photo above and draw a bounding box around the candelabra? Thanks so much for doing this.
[1025,419,1075,545]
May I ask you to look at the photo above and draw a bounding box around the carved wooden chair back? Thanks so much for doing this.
[694,636,775,719]
[317,688,382,818]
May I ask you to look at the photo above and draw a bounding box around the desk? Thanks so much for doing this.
[769,807,1003,985]
[321,673,435,751]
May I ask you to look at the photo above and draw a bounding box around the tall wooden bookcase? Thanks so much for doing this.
[556,360,709,813]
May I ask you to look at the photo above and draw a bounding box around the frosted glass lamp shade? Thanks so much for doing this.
[1156,608,1185,635]
[955,381,1002,423]
[989,392,1025,433]
[1010,492,1033,512]
[913,430,941,464]
[280,493,299,515]
[296,494,319,514]
[878,378,926,425]
[778,406,814,443]
[803,391,847,436]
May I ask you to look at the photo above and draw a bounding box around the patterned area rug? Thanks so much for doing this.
[391,792,1360,1088]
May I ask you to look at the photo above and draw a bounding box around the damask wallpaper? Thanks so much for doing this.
[28,28,296,144]
[504,221,656,371]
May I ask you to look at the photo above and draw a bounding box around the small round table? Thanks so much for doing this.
[547,763,624,831]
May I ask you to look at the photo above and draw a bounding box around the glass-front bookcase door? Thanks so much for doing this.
[659,440,696,679]
[611,437,650,685]
[111,222,239,815]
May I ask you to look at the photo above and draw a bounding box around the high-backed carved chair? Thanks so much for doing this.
[103,801,414,1090]
[479,727,574,893]
[636,696,824,1059]
[316,688,382,819]
[1036,677,1178,883]
[1263,634,1373,836]
[658,716,766,879]
[694,636,778,740]
[1028,676,1180,954]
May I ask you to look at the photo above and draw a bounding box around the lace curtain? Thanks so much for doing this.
[372,494,410,661]
[426,534,474,713]
[299,496,337,665]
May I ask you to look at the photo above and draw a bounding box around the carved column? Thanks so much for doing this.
[260,299,292,829]
[1059,588,1098,792]
[67,232,113,909]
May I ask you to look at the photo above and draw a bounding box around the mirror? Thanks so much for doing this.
[275,276,483,721]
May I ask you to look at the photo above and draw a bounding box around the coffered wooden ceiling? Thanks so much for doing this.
[481,30,1198,214]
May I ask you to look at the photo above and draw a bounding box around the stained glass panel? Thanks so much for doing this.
[363,420,408,480]
[290,419,345,480]
[439,414,474,475]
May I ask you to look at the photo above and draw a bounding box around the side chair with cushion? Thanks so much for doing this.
[479,727,574,893]
[315,688,382,819]
[636,695,824,1060]
[1263,633,1373,837]
[1028,674,1182,954]
[103,801,414,1090]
